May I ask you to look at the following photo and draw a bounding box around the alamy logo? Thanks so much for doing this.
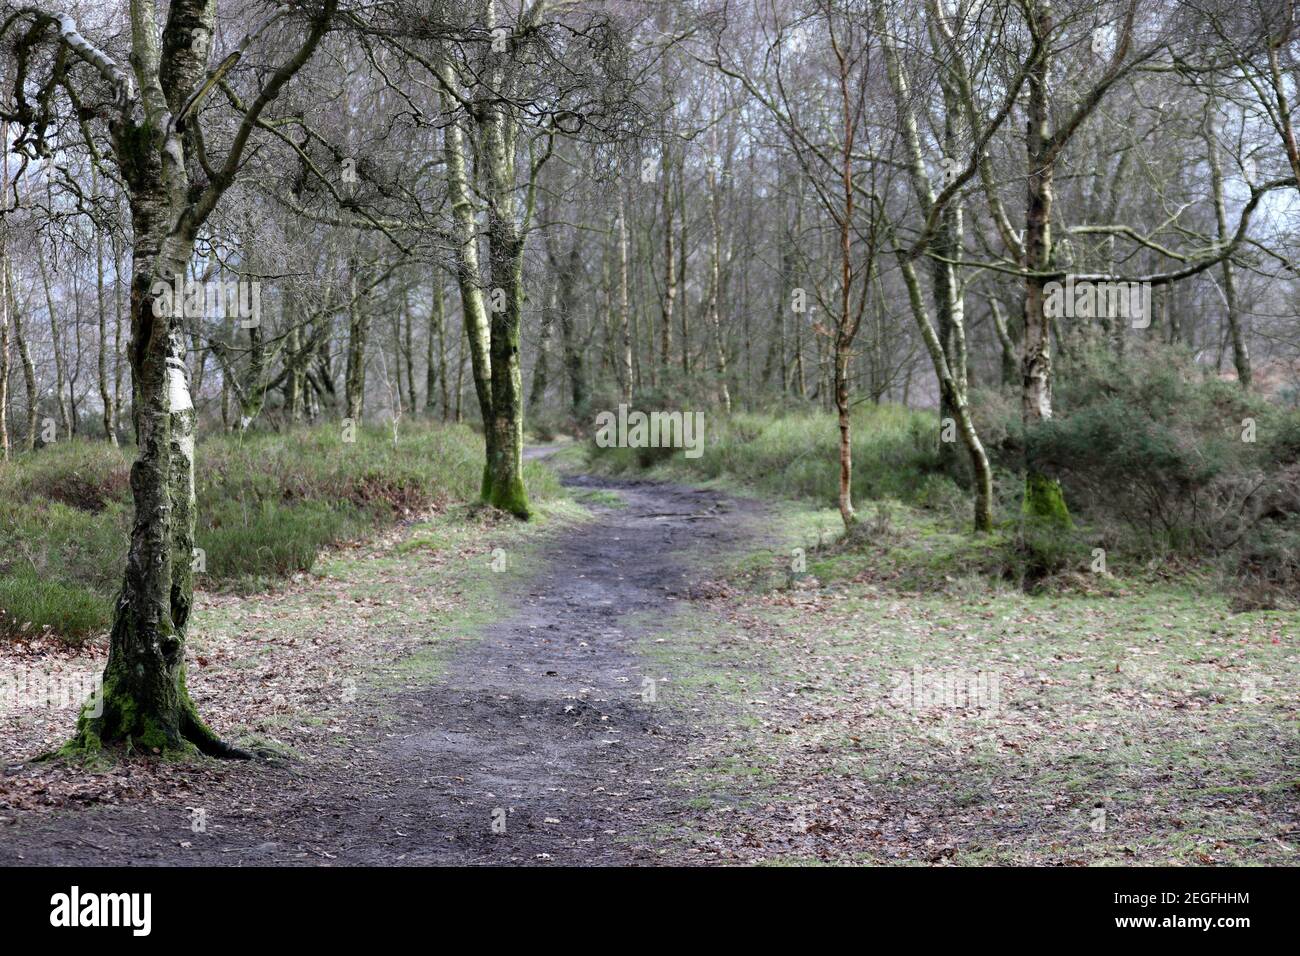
[150,276,262,328]
[594,404,705,459]
[0,667,103,717]
[50,886,151,937]
[1044,274,1150,328]
[888,666,1001,714]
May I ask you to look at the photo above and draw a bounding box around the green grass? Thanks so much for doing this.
[0,566,109,639]
[570,488,625,508]
[644,495,1300,864]
[586,406,941,508]
[0,419,562,640]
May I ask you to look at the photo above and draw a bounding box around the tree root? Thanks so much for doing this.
[181,706,251,760]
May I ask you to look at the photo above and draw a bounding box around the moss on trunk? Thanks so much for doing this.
[486,471,531,518]
[62,631,247,760]
[1023,472,1072,527]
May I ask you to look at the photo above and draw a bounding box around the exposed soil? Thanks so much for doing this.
[0,473,766,865]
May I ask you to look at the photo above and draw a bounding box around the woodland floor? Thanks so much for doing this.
[0,454,1295,865]
[0,467,773,864]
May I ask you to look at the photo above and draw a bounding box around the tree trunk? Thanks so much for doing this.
[677,158,690,376]
[482,162,530,517]
[65,0,334,757]
[990,297,1018,387]
[617,193,633,402]
[933,106,967,479]
[660,143,675,373]
[345,262,368,423]
[455,319,466,423]
[437,72,495,493]
[74,233,241,757]
[475,0,531,518]
[426,278,444,415]
[764,170,794,392]
[285,322,303,421]
[899,255,993,531]
[112,240,125,440]
[7,257,36,451]
[1206,106,1251,389]
[403,290,417,413]
[0,116,8,460]
[0,231,8,461]
[36,238,70,439]
[877,0,991,529]
[834,343,854,527]
[546,235,587,421]
[529,285,553,411]
[1021,0,1070,525]
[93,170,117,444]
[706,144,731,414]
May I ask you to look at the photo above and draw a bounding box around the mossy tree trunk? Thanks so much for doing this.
[483,213,528,518]
[1020,0,1070,525]
[9,0,338,757]
[440,0,553,519]
[76,244,237,756]
[65,0,219,755]
[480,5,530,519]
[436,56,496,495]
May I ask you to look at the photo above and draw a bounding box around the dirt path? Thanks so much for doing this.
[0,473,764,865]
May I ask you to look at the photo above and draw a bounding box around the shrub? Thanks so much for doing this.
[6,440,131,512]
[983,343,1286,550]
[0,419,548,640]
[1228,514,1300,608]
[914,473,969,523]
[1008,518,1095,587]
[0,566,110,640]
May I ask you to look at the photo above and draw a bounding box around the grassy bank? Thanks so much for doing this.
[583,405,945,505]
[578,405,1044,582]
[583,396,1300,603]
[0,420,562,641]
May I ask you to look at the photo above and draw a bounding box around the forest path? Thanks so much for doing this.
[357,473,767,863]
[0,470,766,865]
